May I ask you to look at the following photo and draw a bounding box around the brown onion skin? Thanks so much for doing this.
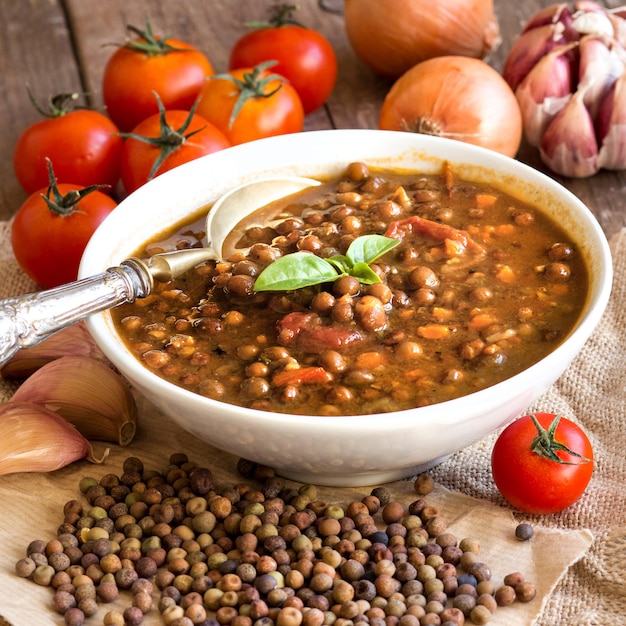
[344,0,501,80]
[378,56,523,158]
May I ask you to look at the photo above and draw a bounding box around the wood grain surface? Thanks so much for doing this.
[1,0,624,236]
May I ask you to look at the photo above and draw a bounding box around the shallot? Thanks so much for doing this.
[503,1,626,177]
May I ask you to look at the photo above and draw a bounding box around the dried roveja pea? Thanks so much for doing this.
[515,522,534,541]
[15,454,537,625]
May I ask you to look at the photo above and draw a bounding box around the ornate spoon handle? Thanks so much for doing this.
[0,259,152,366]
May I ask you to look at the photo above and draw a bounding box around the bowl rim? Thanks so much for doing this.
[81,129,613,428]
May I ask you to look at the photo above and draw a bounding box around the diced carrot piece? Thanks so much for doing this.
[391,185,412,208]
[494,224,515,237]
[404,368,427,380]
[475,193,497,208]
[215,262,232,274]
[468,313,498,330]
[428,247,445,260]
[354,351,390,370]
[432,307,455,322]
[550,283,570,296]
[272,366,332,387]
[444,238,465,257]
[417,324,451,339]
[495,264,515,283]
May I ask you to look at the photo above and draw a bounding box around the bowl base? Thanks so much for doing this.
[276,455,451,487]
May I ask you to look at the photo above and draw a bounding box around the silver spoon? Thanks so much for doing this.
[0,176,320,366]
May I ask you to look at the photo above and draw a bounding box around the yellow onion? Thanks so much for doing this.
[344,0,501,80]
[503,1,626,177]
[378,56,523,158]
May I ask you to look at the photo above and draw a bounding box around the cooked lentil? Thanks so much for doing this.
[113,162,588,415]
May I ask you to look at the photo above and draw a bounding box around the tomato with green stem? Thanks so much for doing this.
[102,19,214,132]
[491,412,594,514]
[229,4,337,114]
[119,95,230,194]
[195,61,305,145]
[11,160,118,288]
[13,91,123,195]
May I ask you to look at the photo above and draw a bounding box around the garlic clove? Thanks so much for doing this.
[524,3,574,35]
[578,36,625,119]
[0,402,107,476]
[515,43,576,147]
[503,24,569,91]
[573,3,615,38]
[609,12,626,48]
[0,321,109,379]
[11,356,138,446]
[597,72,626,170]
[539,88,600,177]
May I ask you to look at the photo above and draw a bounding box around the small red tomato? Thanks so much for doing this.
[13,92,123,195]
[102,20,214,132]
[196,62,305,146]
[229,5,337,114]
[491,412,594,514]
[119,99,230,194]
[11,162,118,288]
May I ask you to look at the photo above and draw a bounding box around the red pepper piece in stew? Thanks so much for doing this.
[272,366,333,387]
[385,215,486,256]
[277,311,363,354]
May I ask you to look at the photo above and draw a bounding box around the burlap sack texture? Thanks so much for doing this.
[0,218,624,625]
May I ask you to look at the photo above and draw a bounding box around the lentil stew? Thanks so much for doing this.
[113,162,589,416]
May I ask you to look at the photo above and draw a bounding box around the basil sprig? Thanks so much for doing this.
[254,234,400,292]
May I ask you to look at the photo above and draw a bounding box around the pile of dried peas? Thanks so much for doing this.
[14,454,536,625]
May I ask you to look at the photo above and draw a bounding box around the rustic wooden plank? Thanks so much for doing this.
[62,0,340,130]
[2,0,626,239]
[0,0,83,220]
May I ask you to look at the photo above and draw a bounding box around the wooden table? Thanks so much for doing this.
[1,0,625,239]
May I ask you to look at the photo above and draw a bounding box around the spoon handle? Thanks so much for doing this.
[0,259,152,366]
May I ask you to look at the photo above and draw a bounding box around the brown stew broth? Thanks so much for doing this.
[112,163,588,415]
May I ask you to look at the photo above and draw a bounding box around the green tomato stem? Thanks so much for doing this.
[529,413,592,465]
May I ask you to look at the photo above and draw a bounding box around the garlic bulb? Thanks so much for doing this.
[0,322,109,379]
[11,356,138,446]
[503,1,626,177]
[0,402,106,476]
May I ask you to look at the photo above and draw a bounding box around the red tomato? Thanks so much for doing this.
[11,174,118,288]
[119,108,230,194]
[13,94,123,195]
[195,63,305,145]
[102,22,214,132]
[491,412,594,514]
[228,6,337,114]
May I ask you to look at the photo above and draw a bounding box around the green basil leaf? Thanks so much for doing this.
[254,252,338,292]
[351,262,382,285]
[346,234,400,265]
[327,255,351,274]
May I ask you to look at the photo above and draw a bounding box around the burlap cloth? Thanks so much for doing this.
[0,217,624,625]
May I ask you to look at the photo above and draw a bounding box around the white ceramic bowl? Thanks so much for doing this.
[80,130,612,487]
